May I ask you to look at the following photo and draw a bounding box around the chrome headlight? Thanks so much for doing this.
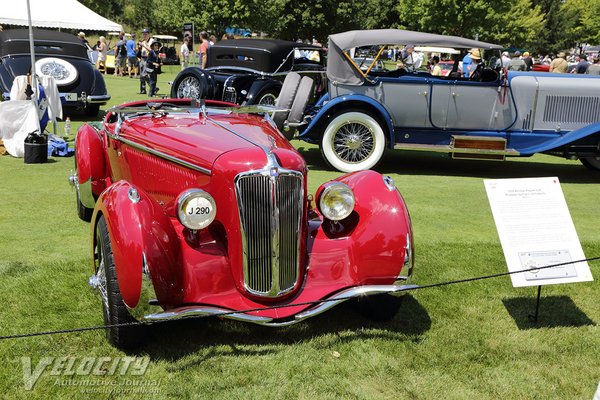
[318,182,355,221]
[177,189,217,230]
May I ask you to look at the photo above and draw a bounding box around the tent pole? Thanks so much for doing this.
[26,0,38,105]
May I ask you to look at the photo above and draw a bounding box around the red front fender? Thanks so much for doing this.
[91,181,183,308]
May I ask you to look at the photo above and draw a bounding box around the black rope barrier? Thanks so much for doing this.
[1,256,598,341]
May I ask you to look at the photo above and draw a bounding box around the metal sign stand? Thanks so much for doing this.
[528,285,542,323]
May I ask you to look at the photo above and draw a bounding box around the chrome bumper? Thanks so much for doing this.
[141,283,419,327]
[86,94,111,104]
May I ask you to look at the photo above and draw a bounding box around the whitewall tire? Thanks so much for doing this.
[321,111,386,172]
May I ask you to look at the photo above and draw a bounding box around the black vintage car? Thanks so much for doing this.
[0,29,110,116]
[170,39,326,106]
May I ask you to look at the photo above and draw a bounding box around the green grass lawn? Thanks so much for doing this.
[1,66,599,399]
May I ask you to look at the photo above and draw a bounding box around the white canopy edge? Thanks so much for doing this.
[1,0,122,32]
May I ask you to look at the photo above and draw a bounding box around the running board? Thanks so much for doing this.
[394,135,520,160]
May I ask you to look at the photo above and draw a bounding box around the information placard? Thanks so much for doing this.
[484,177,593,287]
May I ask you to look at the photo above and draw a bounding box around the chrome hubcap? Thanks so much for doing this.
[333,122,375,163]
[177,76,201,99]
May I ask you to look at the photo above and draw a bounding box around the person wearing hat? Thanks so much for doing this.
[77,31,91,50]
[509,51,526,71]
[462,48,478,77]
[550,52,568,73]
[146,41,163,97]
[138,28,155,94]
[501,51,511,70]
[466,49,483,79]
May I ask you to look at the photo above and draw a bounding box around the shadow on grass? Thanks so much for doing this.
[134,294,430,362]
[503,295,595,330]
[296,145,600,184]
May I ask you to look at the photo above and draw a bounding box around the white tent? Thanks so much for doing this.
[1,0,122,32]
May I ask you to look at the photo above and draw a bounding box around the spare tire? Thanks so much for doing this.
[272,72,301,131]
[283,76,315,140]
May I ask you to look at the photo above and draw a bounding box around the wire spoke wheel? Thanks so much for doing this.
[258,92,277,106]
[321,111,386,172]
[177,76,202,99]
[333,121,375,163]
[94,229,109,319]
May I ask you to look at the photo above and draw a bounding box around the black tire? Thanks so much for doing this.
[172,73,206,100]
[76,182,93,222]
[353,293,403,322]
[320,110,387,172]
[273,72,301,130]
[96,216,143,349]
[85,104,100,117]
[580,157,600,171]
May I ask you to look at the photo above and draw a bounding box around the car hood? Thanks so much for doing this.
[117,112,298,172]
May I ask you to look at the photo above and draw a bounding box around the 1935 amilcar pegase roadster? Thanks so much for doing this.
[72,98,414,349]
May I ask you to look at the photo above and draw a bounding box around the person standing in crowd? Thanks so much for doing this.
[96,36,108,74]
[126,33,138,78]
[180,36,190,70]
[197,31,210,68]
[550,52,568,73]
[396,44,418,72]
[147,41,163,97]
[466,49,483,79]
[138,28,155,94]
[522,51,533,71]
[573,54,589,74]
[509,51,526,71]
[221,33,234,40]
[587,56,600,75]
[78,32,91,50]
[209,35,217,46]
[501,51,511,71]
[430,56,442,76]
[113,32,127,77]
[462,49,474,77]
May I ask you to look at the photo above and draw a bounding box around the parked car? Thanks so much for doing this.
[278,29,600,172]
[170,38,326,107]
[0,29,110,116]
[71,98,415,349]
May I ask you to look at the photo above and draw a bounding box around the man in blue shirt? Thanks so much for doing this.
[126,33,138,78]
[462,49,473,78]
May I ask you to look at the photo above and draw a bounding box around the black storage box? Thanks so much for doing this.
[24,132,48,164]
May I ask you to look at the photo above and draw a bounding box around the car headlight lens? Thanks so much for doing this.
[318,182,355,221]
[177,189,217,230]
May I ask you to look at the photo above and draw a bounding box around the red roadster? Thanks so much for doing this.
[72,99,415,348]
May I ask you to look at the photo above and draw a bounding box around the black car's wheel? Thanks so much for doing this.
[75,179,93,222]
[580,157,600,171]
[353,293,403,322]
[95,216,142,349]
[320,110,386,172]
[256,89,279,106]
[85,104,100,117]
[174,74,206,100]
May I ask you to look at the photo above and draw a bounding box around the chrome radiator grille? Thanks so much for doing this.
[235,170,303,297]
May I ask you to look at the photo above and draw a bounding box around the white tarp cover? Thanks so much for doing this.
[1,0,122,32]
[0,100,40,157]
